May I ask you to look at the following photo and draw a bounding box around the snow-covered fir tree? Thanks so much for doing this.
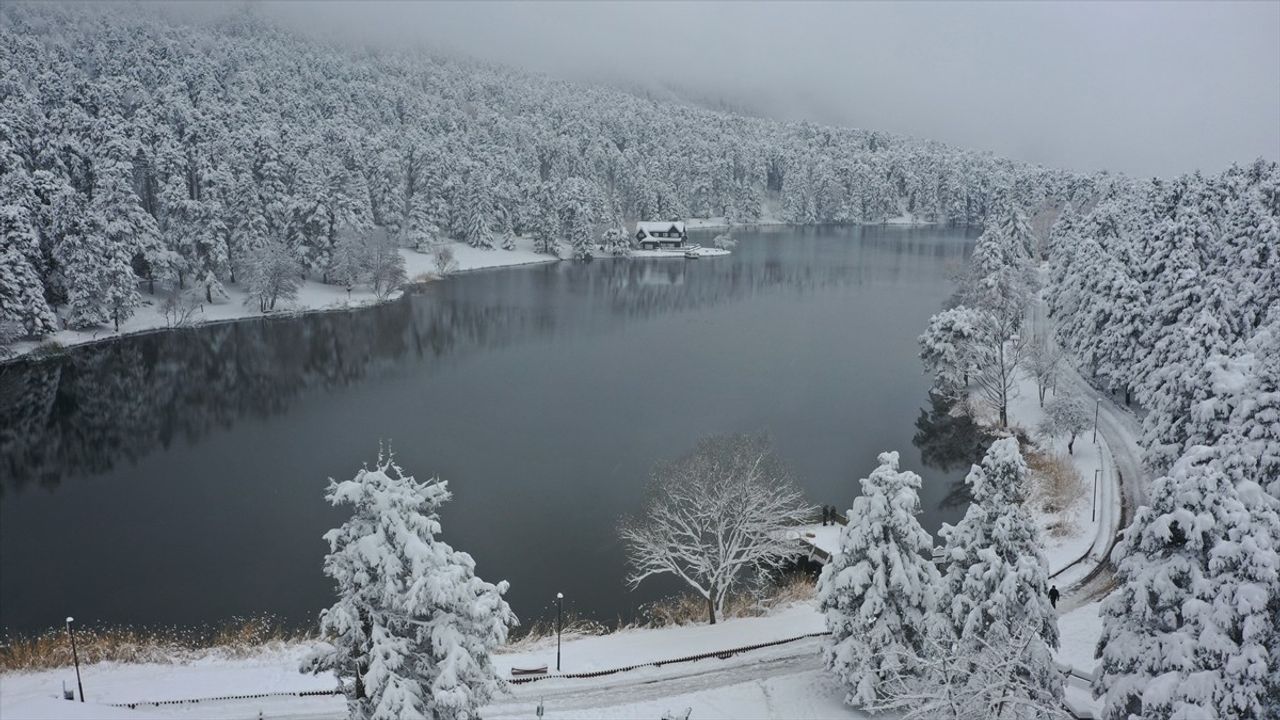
[938,438,1062,707]
[918,305,983,399]
[0,211,57,335]
[306,448,516,720]
[818,451,942,709]
[1096,446,1280,719]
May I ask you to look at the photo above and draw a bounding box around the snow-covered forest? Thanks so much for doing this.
[0,2,1091,343]
[917,161,1280,716]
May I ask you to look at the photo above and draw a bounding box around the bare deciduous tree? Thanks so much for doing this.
[1026,338,1063,407]
[432,244,458,276]
[368,234,407,300]
[971,310,1027,428]
[620,434,814,625]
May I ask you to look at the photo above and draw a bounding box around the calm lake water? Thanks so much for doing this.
[0,225,980,635]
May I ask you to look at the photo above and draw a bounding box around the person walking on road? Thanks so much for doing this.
[1049,585,1060,608]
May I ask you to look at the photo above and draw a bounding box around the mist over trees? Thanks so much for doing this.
[0,1,1091,342]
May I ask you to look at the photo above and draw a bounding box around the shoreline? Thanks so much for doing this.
[3,238,559,365]
[3,220,953,366]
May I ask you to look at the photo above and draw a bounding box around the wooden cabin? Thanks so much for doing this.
[635,221,687,250]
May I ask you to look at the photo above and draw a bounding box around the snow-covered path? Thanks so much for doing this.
[1027,281,1148,613]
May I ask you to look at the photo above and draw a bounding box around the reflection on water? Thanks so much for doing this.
[0,225,974,634]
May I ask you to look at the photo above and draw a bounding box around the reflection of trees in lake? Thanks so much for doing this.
[0,297,553,493]
[570,232,970,322]
[1,230,971,494]
[912,391,998,510]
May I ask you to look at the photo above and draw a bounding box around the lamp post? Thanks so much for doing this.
[1092,468,1100,523]
[555,593,564,672]
[1092,398,1101,443]
[65,617,84,702]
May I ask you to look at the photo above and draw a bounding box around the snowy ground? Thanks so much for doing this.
[0,604,854,720]
[629,247,732,259]
[1,596,1109,720]
[6,236,556,362]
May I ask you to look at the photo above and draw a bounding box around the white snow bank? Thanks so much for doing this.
[495,602,822,675]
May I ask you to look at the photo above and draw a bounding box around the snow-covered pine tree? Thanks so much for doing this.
[918,305,983,399]
[557,176,600,260]
[0,209,57,335]
[461,175,495,250]
[1096,446,1280,719]
[938,438,1061,703]
[306,448,516,720]
[818,451,941,709]
[329,234,370,290]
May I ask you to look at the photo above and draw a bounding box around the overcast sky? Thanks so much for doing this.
[231,1,1278,178]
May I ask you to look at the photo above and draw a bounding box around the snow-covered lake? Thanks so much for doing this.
[0,225,976,636]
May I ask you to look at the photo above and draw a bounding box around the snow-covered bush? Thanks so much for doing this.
[818,451,940,709]
[712,232,737,249]
[160,290,204,329]
[432,244,458,276]
[305,448,516,720]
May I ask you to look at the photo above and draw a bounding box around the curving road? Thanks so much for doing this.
[1031,291,1149,612]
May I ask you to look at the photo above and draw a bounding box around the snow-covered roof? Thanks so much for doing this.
[636,221,686,235]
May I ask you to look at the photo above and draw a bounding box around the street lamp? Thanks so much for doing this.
[1092,398,1101,443]
[1092,468,1100,523]
[65,617,84,703]
[555,593,564,672]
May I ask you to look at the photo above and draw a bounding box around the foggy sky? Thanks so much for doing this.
[212,1,1277,177]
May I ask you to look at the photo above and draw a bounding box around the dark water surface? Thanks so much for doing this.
[0,225,976,634]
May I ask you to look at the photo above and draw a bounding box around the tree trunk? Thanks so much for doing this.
[1067,434,1076,455]
[706,585,717,625]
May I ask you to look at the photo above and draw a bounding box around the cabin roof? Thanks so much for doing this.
[636,221,686,235]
